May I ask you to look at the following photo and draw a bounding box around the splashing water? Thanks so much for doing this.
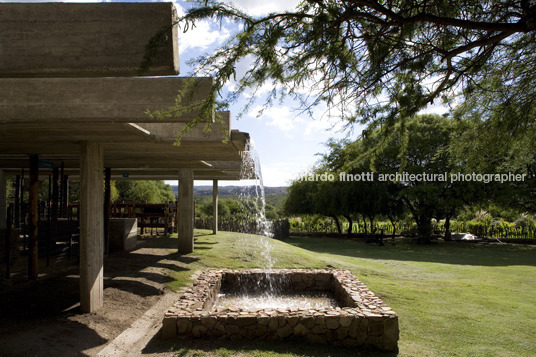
[218,141,333,310]
[214,292,339,311]
[239,139,274,269]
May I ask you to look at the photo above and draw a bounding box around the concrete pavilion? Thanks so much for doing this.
[0,3,251,312]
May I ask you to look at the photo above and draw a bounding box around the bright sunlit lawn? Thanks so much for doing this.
[160,230,536,357]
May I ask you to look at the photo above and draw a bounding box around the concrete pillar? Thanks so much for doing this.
[104,168,111,256]
[0,170,6,231]
[177,169,194,254]
[79,142,104,313]
[212,180,218,235]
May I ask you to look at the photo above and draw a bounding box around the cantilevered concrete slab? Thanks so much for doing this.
[0,3,179,77]
[0,121,249,180]
[0,77,212,123]
[0,2,253,313]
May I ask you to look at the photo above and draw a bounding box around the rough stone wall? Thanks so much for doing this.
[220,270,333,295]
[162,269,399,352]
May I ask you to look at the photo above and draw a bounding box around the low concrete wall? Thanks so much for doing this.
[109,218,137,253]
[163,269,399,352]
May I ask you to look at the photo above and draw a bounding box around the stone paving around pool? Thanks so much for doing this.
[162,269,399,352]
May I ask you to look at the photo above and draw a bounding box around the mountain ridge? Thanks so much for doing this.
[170,185,287,196]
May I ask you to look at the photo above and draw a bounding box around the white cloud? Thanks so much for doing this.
[418,103,450,116]
[248,105,304,134]
[176,19,231,53]
[259,161,306,186]
[298,103,348,136]
[230,0,301,16]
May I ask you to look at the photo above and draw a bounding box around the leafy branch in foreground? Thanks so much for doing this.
[144,77,229,145]
[142,0,536,140]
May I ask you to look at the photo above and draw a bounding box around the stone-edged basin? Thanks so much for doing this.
[162,269,399,352]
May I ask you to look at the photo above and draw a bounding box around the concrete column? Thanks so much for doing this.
[104,168,111,256]
[0,170,6,231]
[177,169,194,254]
[79,142,104,313]
[212,180,218,235]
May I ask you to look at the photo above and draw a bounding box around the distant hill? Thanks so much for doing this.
[170,185,288,214]
[170,185,287,196]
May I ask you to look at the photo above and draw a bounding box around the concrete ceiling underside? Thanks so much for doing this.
[0,2,252,182]
[0,122,250,180]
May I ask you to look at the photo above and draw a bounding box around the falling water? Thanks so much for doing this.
[238,139,274,269]
[213,140,334,311]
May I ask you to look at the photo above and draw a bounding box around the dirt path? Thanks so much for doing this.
[0,236,188,357]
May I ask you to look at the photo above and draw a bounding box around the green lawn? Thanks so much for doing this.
[160,230,536,357]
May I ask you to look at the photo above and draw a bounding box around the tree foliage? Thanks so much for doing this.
[286,114,490,241]
[197,198,280,220]
[146,0,536,147]
[198,199,231,218]
[114,180,175,204]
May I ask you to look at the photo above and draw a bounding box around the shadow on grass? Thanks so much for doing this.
[195,231,215,238]
[195,241,219,245]
[143,336,396,357]
[287,236,536,267]
[138,234,216,252]
[138,235,179,248]
[103,249,198,296]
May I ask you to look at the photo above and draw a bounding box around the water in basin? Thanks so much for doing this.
[213,292,339,311]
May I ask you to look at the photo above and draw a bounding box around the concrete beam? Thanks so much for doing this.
[0,3,179,77]
[0,77,213,124]
[177,169,194,254]
[79,142,104,313]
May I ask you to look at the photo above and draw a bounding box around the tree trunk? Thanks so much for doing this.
[416,216,433,243]
[331,215,343,237]
[344,215,353,238]
[368,216,376,235]
[362,216,368,235]
[444,215,452,241]
[388,215,396,238]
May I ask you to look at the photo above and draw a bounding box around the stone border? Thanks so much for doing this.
[162,269,398,352]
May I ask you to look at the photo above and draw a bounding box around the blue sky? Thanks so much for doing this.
[5,0,448,187]
[171,0,360,187]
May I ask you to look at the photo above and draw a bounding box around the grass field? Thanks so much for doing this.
[160,230,536,357]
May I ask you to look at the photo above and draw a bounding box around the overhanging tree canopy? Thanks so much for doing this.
[152,0,536,140]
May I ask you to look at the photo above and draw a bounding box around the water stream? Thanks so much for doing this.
[212,140,334,310]
[238,139,274,269]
